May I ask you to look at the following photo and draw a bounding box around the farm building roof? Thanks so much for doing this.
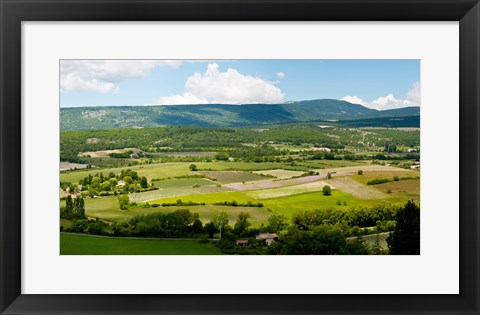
[256,233,278,240]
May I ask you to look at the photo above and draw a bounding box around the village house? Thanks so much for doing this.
[256,233,278,246]
[411,161,420,169]
[116,180,126,187]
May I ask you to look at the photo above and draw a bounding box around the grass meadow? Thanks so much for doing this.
[60,233,223,255]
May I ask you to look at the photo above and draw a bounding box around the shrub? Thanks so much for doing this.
[322,185,332,196]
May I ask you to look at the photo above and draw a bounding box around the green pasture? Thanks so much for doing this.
[262,190,378,217]
[129,179,231,203]
[83,192,270,226]
[148,191,257,205]
[60,233,223,255]
[245,181,331,199]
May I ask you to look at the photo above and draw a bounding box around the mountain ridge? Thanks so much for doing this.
[60,99,420,131]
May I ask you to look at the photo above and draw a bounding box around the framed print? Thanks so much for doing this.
[1,0,479,314]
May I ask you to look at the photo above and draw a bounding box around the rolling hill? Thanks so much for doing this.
[60,99,420,130]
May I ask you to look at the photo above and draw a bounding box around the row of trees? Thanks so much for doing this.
[60,195,86,220]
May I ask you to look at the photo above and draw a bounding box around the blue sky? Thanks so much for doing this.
[60,60,420,110]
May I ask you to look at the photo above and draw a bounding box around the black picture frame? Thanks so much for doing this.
[1,0,479,314]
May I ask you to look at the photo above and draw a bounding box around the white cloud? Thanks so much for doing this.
[342,94,414,110]
[61,74,119,94]
[406,81,421,105]
[157,93,209,106]
[340,95,368,107]
[60,60,182,93]
[155,63,285,105]
[341,82,420,110]
[276,72,285,79]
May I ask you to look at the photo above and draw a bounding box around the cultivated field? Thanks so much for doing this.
[199,171,267,184]
[252,169,306,179]
[62,162,419,225]
[129,178,232,203]
[325,177,386,199]
[60,233,223,255]
[60,162,91,172]
[245,181,334,199]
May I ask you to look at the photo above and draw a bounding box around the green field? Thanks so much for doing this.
[60,162,229,183]
[60,161,313,183]
[245,180,331,199]
[262,190,380,217]
[129,178,232,203]
[81,193,270,226]
[148,191,258,205]
[60,233,223,255]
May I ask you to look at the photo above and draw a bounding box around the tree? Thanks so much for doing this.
[192,219,203,236]
[214,152,229,161]
[322,185,332,196]
[73,197,85,219]
[118,195,130,210]
[189,164,198,171]
[268,225,368,255]
[234,212,251,236]
[100,181,111,191]
[358,169,363,175]
[387,200,420,254]
[91,176,101,188]
[268,212,287,232]
[65,195,73,215]
[140,176,148,189]
[326,172,332,179]
[123,176,133,184]
[212,211,229,239]
[204,222,218,238]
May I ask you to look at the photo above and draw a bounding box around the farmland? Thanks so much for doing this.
[60,123,420,255]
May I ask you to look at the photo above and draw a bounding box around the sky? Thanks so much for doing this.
[60,60,420,110]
